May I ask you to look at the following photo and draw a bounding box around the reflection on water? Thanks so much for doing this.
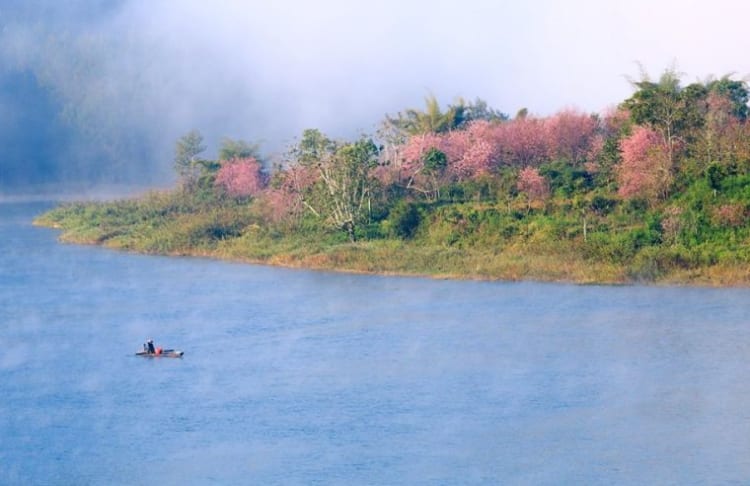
[2,202,750,484]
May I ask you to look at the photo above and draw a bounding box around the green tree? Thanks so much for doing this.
[174,130,206,186]
[623,68,697,166]
[384,95,464,137]
[218,137,262,161]
[293,128,337,165]
[421,147,448,201]
[453,97,508,126]
[294,130,379,241]
[622,67,707,167]
[706,76,749,121]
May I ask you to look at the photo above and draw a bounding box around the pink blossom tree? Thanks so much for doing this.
[395,133,450,200]
[388,110,608,199]
[617,126,672,202]
[399,132,444,175]
[445,120,499,179]
[517,166,549,208]
[258,188,298,224]
[257,165,318,223]
[543,109,599,164]
[214,157,266,198]
[584,134,605,174]
[494,117,548,167]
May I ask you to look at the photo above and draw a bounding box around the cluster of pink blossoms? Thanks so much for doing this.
[214,157,265,198]
[397,109,601,176]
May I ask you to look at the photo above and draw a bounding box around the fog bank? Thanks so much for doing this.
[2,0,748,194]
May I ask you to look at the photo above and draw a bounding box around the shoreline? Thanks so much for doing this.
[34,218,750,288]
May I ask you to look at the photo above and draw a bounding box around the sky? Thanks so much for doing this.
[2,0,750,192]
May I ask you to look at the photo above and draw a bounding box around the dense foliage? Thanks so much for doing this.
[37,69,750,285]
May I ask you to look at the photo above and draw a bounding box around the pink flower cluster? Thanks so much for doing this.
[257,165,317,222]
[214,157,265,198]
[393,109,601,188]
[617,126,671,200]
[517,167,549,202]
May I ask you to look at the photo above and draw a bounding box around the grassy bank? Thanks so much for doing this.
[33,187,750,286]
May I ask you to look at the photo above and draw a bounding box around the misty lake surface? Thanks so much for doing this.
[2,202,750,485]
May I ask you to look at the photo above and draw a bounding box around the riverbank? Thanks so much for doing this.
[33,194,750,287]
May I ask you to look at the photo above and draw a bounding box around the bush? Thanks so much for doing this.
[705,163,727,191]
[539,161,593,197]
[386,201,422,239]
[590,194,617,215]
[626,245,704,281]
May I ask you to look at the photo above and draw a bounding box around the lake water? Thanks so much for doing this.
[2,202,750,485]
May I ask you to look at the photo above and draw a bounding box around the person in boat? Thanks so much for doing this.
[146,339,155,354]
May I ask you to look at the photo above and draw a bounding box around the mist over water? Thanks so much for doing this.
[2,202,750,483]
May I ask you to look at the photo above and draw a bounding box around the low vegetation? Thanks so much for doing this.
[35,69,750,285]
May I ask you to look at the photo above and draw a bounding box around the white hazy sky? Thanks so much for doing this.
[4,0,750,162]
[123,0,750,139]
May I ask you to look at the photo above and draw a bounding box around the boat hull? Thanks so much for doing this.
[135,350,184,358]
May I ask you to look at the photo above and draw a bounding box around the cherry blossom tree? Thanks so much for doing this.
[258,165,317,223]
[395,133,449,199]
[388,109,609,199]
[214,157,265,198]
[494,117,548,167]
[543,109,599,164]
[617,126,672,201]
[445,121,498,179]
[584,134,605,174]
[399,133,444,171]
[517,166,549,208]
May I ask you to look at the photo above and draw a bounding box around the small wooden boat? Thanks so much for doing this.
[135,349,184,358]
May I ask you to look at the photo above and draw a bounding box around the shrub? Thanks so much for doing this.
[705,163,727,191]
[712,203,746,228]
[386,201,422,239]
[590,194,617,215]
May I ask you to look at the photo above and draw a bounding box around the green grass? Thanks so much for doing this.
[33,181,750,286]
